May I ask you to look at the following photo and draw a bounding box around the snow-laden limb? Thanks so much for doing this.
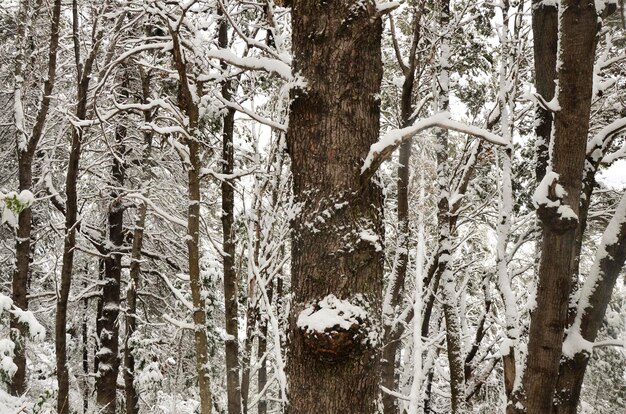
[0,292,46,378]
[562,330,593,359]
[213,92,287,132]
[586,116,626,161]
[125,193,187,228]
[361,112,508,180]
[162,313,196,330]
[153,271,194,312]
[12,307,45,341]
[376,1,401,15]
[206,49,292,80]
[602,144,626,164]
[563,191,626,357]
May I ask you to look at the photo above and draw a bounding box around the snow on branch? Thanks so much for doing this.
[206,49,292,80]
[125,193,187,228]
[586,116,626,161]
[563,191,626,358]
[361,112,508,181]
[213,92,287,132]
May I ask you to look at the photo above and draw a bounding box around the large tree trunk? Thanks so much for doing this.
[518,2,598,413]
[285,0,385,412]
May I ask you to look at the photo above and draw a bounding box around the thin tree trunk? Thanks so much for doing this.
[257,282,273,414]
[518,2,598,412]
[124,68,153,414]
[434,1,465,411]
[170,29,213,414]
[241,285,257,414]
[219,10,242,413]
[496,3,519,408]
[96,75,128,414]
[57,2,104,410]
[286,0,385,412]
[381,8,421,414]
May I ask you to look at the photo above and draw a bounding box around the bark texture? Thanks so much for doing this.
[286,1,384,412]
[56,3,103,409]
[519,2,598,413]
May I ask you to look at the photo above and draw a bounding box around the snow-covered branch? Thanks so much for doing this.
[361,112,508,181]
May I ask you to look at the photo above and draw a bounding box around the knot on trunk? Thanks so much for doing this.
[296,294,369,362]
[533,170,579,233]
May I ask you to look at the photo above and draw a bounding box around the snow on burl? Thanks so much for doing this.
[297,294,367,334]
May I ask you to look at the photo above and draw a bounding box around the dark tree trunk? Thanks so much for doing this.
[532,0,558,183]
[219,12,242,414]
[240,288,257,414]
[10,0,62,396]
[10,153,33,397]
[82,279,90,414]
[381,8,421,414]
[285,0,385,412]
[56,7,103,408]
[96,116,127,413]
[518,2,598,413]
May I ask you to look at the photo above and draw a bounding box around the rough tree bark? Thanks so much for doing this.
[285,0,385,412]
[517,2,598,413]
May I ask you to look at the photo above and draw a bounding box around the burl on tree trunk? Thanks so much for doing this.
[286,0,385,413]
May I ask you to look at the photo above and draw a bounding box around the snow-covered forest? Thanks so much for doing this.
[0,0,625,413]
